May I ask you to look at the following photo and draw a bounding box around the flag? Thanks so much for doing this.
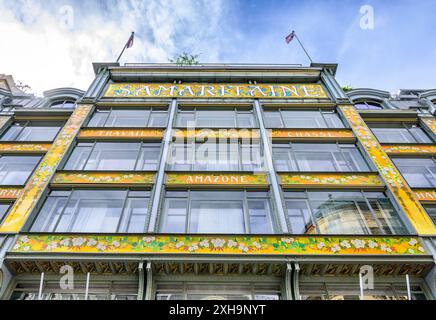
[285,30,295,44]
[126,32,135,49]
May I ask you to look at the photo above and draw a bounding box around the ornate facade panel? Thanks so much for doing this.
[103,83,329,99]
[270,129,355,141]
[278,173,384,188]
[0,143,52,154]
[414,189,436,203]
[383,144,436,156]
[339,105,436,235]
[0,105,93,233]
[78,128,164,140]
[165,173,268,188]
[11,234,427,256]
[0,188,22,200]
[51,172,156,186]
[172,129,260,140]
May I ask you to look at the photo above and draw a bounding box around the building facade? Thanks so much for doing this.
[0,63,435,300]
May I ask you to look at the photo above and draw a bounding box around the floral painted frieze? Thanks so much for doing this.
[0,143,52,154]
[11,234,427,256]
[0,105,93,233]
[52,172,156,186]
[421,118,436,136]
[383,144,436,156]
[79,128,164,140]
[278,173,384,188]
[340,105,436,235]
[166,173,268,188]
[270,129,355,141]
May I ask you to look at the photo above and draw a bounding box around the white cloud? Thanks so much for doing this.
[0,0,230,95]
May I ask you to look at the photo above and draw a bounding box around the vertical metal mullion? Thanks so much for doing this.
[82,141,97,170]
[305,191,321,234]
[319,108,329,128]
[279,108,286,128]
[185,190,191,233]
[289,142,300,171]
[242,190,251,233]
[253,99,288,232]
[333,142,347,171]
[362,190,386,234]
[147,99,178,232]
[116,190,131,232]
[51,190,75,232]
[102,108,112,127]
[133,141,143,170]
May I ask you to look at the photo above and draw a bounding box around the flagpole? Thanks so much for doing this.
[116,32,134,63]
[294,33,313,64]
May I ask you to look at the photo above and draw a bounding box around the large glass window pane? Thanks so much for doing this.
[136,145,160,170]
[0,125,22,141]
[236,112,255,128]
[368,197,407,234]
[31,196,69,232]
[85,143,140,171]
[272,148,296,171]
[393,158,436,188]
[248,199,273,234]
[371,128,415,143]
[105,110,150,127]
[323,113,345,128]
[161,199,187,233]
[285,200,315,234]
[0,156,41,185]
[63,143,93,170]
[1,122,61,142]
[118,198,148,233]
[281,111,326,128]
[406,124,432,143]
[197,110,235,127]
[176,111,195,127]
[0,203,11,224]
[88,110,109,127]
[423,205,436,226]
[263,111,283,128]
[190,200,244,233]
[149,111,168,127]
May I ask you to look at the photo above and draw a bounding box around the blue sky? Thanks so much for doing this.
[1,0,435,95]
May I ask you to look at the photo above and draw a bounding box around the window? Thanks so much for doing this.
[0,155,41,185]
[88,107,168,127]
[1,121,62,141]
[299,282,427,300]
[11,281,138,300]
[50,100,76,109]
[272,143,370,172]
[263,109,344,129]
[0,203,11,224]
[176,107,256,128]
[156,282,281,300]
[369,123,432,143]
[283,191,406,235]
[392,158,436,188]
[354,101,383,110]
[423,205,436,226]
[64,142,161,171]
[160,190,274,234]
[31,189,151,233]
[168,141,263,171]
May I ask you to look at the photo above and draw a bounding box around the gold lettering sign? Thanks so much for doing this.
[104,83,329,99]
[0,188,22,200]
[271,129,355,141]
[383,145,436,156]
[52,172,156,186]
[173,129,260,139]
[79,129,164,140]
[279,173,384,188]
[166,173,268,187]
[0,143,52,153]
[414,190,436,203]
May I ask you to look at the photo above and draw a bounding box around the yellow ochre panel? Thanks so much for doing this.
[0,105,93,233]
[279,173,384,188]
[340,105,436,235]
